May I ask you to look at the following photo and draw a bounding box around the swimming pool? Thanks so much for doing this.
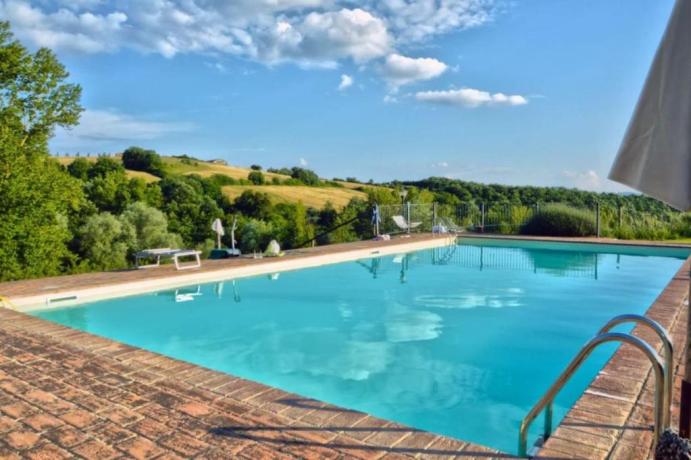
[32,238,689,454]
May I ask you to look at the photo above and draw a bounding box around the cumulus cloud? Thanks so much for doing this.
[370,0,497,43]
[338,73,353,90]
[415,87,528,108]
[254,8,392,67]
[0,1,496,68]
[0,0,127,53]
[382,53,447,88]
[58,109,194,141]
[299,157,308,166]
[561,170,603,191]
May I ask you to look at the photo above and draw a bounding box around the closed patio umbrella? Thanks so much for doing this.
[211,218,225,250]
[608,0,691,437]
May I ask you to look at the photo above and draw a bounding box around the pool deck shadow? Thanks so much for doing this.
[0,235,687,459]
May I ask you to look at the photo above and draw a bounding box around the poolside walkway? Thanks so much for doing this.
[0,233,449,306]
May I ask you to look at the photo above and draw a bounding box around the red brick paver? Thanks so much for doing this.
[0,307,507,458]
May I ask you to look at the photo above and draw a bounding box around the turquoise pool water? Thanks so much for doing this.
[33,239,688,453]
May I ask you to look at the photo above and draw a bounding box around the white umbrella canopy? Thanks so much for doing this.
[211,218,225,249]
[609,0,691,211]
[608,0,691,438]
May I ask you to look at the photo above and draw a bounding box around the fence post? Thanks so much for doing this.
[406,201,411,234]
[433,202,437,229]
[596,202,601,237]
[480,203,485,233]
[374,203,380,236]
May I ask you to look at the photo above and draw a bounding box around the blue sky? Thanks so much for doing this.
[0,0,675,190]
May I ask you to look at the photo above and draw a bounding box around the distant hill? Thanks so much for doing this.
[55,155,371,210]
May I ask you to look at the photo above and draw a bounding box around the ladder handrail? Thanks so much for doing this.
[518,332,666,457]
[598,314,673,428]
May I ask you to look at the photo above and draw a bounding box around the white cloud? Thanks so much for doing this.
[415,87,528,107]
[370,0,497,43]
[382,53,447,88]
[0,0,127,53]
[432,161,449,168]
[58,109,194,141]
[0,1,494,68]
[561,170,603,191]
[255,8,391,67]
[299,157,308,166]
[338,73,354,90]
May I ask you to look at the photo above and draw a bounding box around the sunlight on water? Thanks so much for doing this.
[34,240,687,453]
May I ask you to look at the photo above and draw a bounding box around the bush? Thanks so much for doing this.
[77,212,134,270]
[290,167,320,186]
[248,171,265,185]
[122,146,165,177]
[521,204,596,237]
[250,164,262,171]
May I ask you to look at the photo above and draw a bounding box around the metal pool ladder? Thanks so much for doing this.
[518,314,673,457]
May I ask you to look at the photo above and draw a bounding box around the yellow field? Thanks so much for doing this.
[54,155,375,206]
[222,185,366,209]
[161,157,290,181]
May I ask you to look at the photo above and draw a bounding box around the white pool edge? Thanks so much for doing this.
[14,235,455,311]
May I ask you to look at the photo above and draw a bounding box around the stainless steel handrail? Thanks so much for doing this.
[518,332,666,457]
[598,314,673,427]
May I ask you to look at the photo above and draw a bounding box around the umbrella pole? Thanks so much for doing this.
[681,270,691,438]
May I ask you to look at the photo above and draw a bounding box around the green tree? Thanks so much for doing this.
[248,170,265,185]
[77,212,134,271]
[122,146,165,177]
[120,202,182,253]
[159,176,223,245]
[88,157,123,179]
[238,218,274,253]
[290,167,320,186]
[67,157,91,180]
[84,171,133,213]
[233,190,272,220]
[0,21,84,281]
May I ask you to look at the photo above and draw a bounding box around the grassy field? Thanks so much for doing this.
[222,185,366,209]
[55,155,373,209]
[161,157,290,181]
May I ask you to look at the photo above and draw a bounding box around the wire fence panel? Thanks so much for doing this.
[370,201,684,239]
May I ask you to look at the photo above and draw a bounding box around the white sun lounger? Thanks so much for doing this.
[135,248,202,270]
[392,215,421,232]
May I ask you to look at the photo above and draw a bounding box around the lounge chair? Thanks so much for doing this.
[439,217,465,234]
[392,215,421,233]
[135,248,202,270]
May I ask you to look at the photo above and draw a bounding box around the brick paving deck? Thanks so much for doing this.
[0,234,450,302]
[0,235,688,459]
[0,308,507,459]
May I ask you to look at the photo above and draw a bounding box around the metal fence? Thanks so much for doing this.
[372,201,684,239]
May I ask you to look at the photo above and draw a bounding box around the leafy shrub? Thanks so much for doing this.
[521,204,596,237]
[290,167,320,186]
[67,157,91,180]
[250,164,262,171]
[207,174,237,186]
[77,212,134,271]
[248,170,265,185]
[122,146,165,177]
